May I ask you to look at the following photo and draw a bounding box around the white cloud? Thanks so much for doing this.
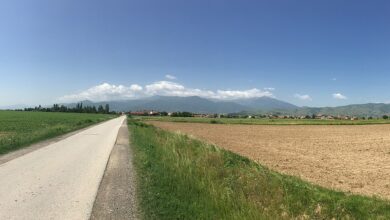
[294,94,312,101]
[59,83,144,102]
[130,84,143,91]
[264,87,275,91]
[215,88,272,100]
[165,74,176,80]
[59,81,274,102]
[333,93,347,100]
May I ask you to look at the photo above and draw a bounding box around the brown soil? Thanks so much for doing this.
[149,121,390,200]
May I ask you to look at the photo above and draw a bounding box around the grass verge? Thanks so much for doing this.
[130,119,390,219]
[0,111,115,154]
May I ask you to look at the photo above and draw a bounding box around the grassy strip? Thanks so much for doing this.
[138,116,390,125]
[130,119,390,220]
[0,111,115,154]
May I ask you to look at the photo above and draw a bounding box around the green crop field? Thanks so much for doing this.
[0,111,115,154]
[139,116,390,125]
[129,120,390,219]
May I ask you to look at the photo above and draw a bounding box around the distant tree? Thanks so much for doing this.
[98,105,104,113]
[160,111,168,116]
[104,104,110,114]
[383,115,389,120]
[23,102,108,114]
[52,104,59,112]
[171,112,193,117]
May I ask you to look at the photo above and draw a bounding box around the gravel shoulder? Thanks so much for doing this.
[90,119,139,220]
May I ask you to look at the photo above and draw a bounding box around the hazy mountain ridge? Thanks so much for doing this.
[67,96,296,114]
[62,96,390,116]
[236,97,298,111]
[284,103,390,117]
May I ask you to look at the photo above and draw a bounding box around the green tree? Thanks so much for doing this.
[98,105,104,113]
[104,104,110,114]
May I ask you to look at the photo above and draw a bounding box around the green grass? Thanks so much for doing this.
[130,119,390,220]
[0,111,115,154]
[139,116,390,125]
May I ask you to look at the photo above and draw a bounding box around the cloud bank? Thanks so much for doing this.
[59,81,274,102]
[294,94,312,101]
[333,93,347,100]
[165,74,176,80]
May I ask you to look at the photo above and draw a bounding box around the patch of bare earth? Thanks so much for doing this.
[148,121,390,200]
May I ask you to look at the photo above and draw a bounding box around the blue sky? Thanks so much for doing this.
[1,0,389,107]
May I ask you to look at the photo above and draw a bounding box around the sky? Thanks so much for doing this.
[0,0,389,107]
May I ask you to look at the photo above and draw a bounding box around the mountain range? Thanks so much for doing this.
[68,96,280,114]
[65,96,390,117]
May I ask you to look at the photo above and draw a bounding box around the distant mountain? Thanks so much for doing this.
[66,96,298,114]
[286,103,390,117]
[235,97,298,111]
[0,104,28,110]
[70,96,247,113]
[63,96,390,116]
[126,96,247,113]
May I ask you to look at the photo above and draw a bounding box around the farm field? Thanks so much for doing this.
[0,111,115,154]
[148,121,390,200]
[130,120,390,219]
[140,116,390,125]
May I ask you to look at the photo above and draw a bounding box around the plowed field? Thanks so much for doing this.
[149,121,390,199]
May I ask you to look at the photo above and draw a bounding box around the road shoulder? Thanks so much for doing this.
[90,119,139,220]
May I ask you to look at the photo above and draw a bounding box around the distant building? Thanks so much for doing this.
[129,110,160,116]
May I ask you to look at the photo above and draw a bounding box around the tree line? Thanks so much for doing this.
[24,103,114,114]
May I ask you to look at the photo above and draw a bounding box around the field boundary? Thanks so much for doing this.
[149,120,390,200]
[139,116,390,126]
[130,120,390,219]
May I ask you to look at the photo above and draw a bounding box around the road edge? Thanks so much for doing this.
[0,117,117,165]
[90,118,139,220]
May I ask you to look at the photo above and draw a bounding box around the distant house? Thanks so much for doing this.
[129,110,160,116]
[315,114,327,120]
[129,111,147,116]
[327,115,335,120]
[148,110,160,116]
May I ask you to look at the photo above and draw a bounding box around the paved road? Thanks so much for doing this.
[0,116,126,220]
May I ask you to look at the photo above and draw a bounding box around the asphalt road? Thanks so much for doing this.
[0,116,126,220]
